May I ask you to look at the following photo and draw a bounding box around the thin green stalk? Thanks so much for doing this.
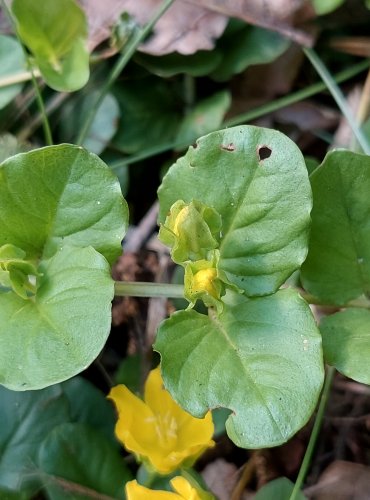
[1,0,53,145]
[303,48,370,154]
[289,366,335,500]
[114,281,184,298]
[77,0,176,145]
[109,59,370,170]
[27,64,53,145]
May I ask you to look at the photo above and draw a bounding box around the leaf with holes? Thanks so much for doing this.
[158,125,311,296]
[301,150,370,305]
[155,289,324,448]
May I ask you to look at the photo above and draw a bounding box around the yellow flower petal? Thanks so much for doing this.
[170,476,202,500]
[126,480,180,500]
[109,367,215,475]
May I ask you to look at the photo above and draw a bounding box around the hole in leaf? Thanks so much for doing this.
[257,145,272,160]
[221,143,235,151]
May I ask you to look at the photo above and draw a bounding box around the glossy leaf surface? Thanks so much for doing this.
[321,308,370,384]
[301,150,370,305]
[158,126,311,296]
[12,0,89,91]
[0,385,69,494]
[155,289,324,448]
[0,144,127,264]
[0,36,25,109]
[0,245,113,390]
[38,423,130,500]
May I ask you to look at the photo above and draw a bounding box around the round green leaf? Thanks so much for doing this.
[155,289,324,448]
[0,36,26,109]
[38,423,130,500]
[301,150,370,305]
[320,308,370,384]
[255,477,307,500]
[112,77,182,154]
[62,377,117,445]
[0,245,114,390]
[0,144,128,265]
[0,384,69,494]
[60,92,120,155]
[134,49,223,77]
[12,0,89,91]
[175,91,231,147]
[158,126,312,296]
[211,22,290,82]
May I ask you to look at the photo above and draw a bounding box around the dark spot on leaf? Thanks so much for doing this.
[257,145,272,161]
[221,143,235,152]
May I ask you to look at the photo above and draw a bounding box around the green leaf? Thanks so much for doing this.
[0,245,114,390]
[112,77,181,154]
[301,150,370,305]
[175,91,231,147]
[0,384,69,494]
[0,36,26,109]
[62,377,117,445]
[38,423,131,500]
[134,50,223,77]
[312,0,345,15]
[0,135,30,164]
[158,126,312,296]
[211,22,290,81]
[0,144,128,265]
[60,92,120,155]
[155,289,324,449]
[12,0,89,91]
[320,308,370,384]
[255,477,307,500]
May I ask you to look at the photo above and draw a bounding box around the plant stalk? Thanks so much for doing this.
[289,366,335,500]
[109,59,370,170]
[76,0,176,145]
[114,281,184,298]
[303,48,370,154]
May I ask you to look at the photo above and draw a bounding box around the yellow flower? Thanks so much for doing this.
[108,367,215,475]
[126,476,214,499]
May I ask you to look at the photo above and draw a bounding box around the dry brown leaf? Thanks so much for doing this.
[185,0,314,46]
[305,460,370,500]
[79,0,129,51]
[202,459,240,500]
[116,0,228,55]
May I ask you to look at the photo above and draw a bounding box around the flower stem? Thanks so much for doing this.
[303,48,370,154]
[76,0,176,145]
[114,281,184,298]
[289,366,335,500]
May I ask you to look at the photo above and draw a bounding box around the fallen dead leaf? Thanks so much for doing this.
[185,0,315,46]
[116,0,228,55]
[305,460,370,500]
[202,458,240,500]
[79,0,129,51]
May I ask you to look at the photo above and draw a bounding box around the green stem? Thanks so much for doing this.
[114,281,184,298]
[108,59,370,170]
[303,48,370,155]
[76,0,176,145]
[27,62,53,145]
[289,366,335,500]
[1,0,52,145]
